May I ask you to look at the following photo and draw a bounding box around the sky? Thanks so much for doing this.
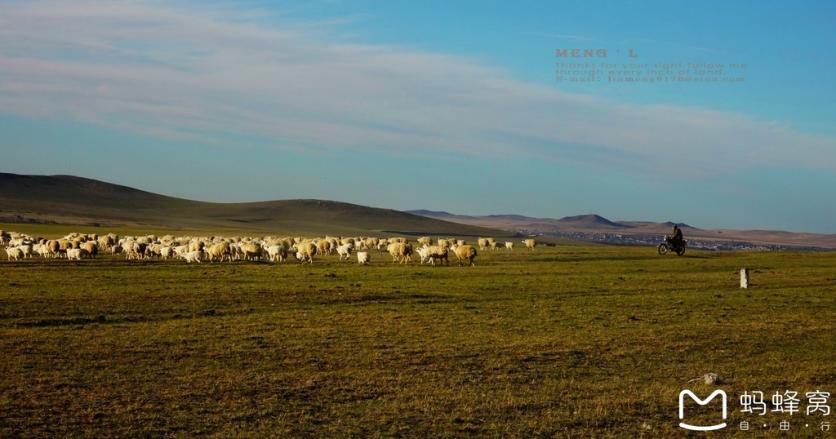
[1,0,835,233]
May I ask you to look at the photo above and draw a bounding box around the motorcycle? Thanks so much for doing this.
[658,236,686,256]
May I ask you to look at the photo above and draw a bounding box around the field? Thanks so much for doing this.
[1,240,834,437]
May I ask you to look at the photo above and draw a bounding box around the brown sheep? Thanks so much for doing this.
[387,242,413,264]
[81,241,98,258]
[453,245,478,266]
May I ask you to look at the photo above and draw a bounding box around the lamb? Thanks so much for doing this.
[336,243,353,261]
[477,238,489,250]
[356,251,370,265]
[453,245,478,266]
[523,239,537,250]
[505,242,514,250]
[183,250,204,263]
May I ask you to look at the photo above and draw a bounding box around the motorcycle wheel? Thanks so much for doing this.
[657,243,669,255]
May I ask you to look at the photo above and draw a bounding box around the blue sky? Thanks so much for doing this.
[1,0,834,232]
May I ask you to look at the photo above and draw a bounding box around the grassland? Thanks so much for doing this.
[1,241,834,437]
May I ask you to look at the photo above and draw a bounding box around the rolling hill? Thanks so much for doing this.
[0,173,507,237]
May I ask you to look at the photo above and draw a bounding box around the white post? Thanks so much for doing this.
[740,268,749,289]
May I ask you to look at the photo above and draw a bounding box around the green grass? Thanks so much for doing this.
[1,243,834,437]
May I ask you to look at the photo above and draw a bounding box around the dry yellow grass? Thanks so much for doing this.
[1,241,834,436]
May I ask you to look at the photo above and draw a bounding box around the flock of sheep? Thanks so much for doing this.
[0,230,538,267]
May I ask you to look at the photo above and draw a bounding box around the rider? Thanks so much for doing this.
[669,224,684,247]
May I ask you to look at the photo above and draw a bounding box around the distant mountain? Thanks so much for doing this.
[557,214,627,228]
[410,209,836,249]
[405,211,537,222]
[405,209,459,218]
[0,173,508,237]
[410,210,628,232]
[484,214,538,221]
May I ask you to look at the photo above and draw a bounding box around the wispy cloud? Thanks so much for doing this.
[0,0,833,176]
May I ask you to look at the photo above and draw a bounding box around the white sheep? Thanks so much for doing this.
[416,246,430,264]
[5,247,24,261]
[18,244,33,258]
[357,251,370,265]
[183,250,204,263]
[336,243,353,261]
[66,248,88,261]
[477,238,489,250]
[421,245,448,265]
[265,244,288,263]
[294,241,316,264]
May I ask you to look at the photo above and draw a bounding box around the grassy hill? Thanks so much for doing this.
[0,173,507,237]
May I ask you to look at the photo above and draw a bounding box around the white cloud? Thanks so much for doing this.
[0,0,833,175]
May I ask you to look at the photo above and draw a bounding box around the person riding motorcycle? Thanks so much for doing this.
[667,224,684,248]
